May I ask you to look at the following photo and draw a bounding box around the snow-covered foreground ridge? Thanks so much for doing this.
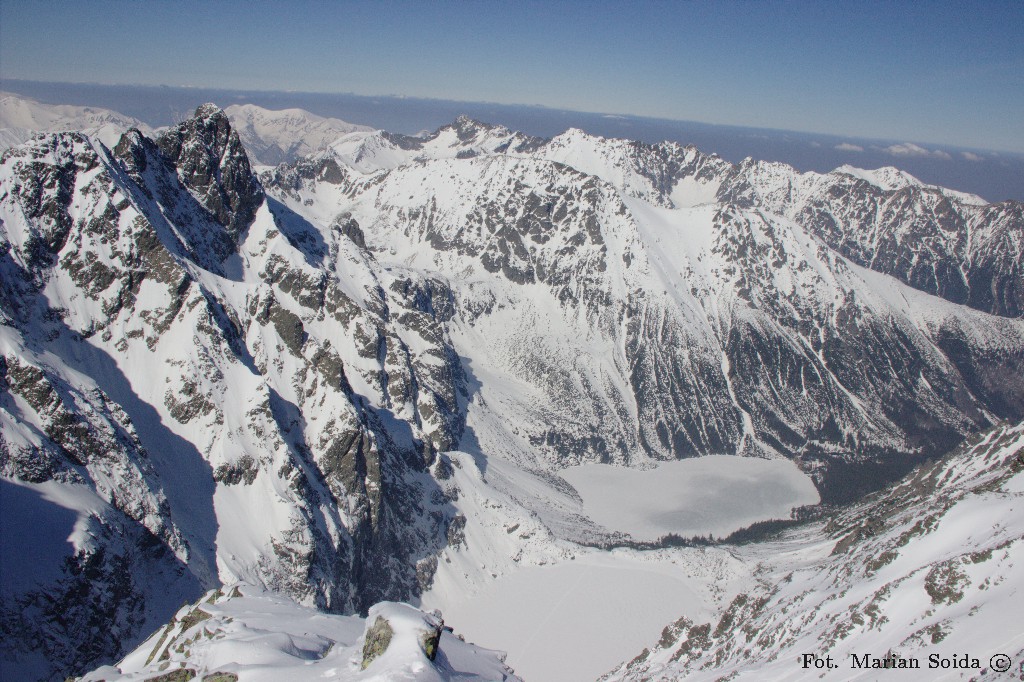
[0,102,1022,680]
[604,422,1024,681]
[76,584,520,682]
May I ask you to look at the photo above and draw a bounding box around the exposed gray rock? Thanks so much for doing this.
[156,104,263,240]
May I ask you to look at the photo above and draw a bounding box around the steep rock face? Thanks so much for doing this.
[603,422,1024,682]
[154,103,263,241]
[0,107,463,681]
[265,141,1024,498]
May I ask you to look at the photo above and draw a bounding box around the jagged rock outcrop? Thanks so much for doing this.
[0,106,465,681]
[156,103,263,239]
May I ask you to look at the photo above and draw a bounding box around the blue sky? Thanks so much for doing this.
[1,0,1022,152]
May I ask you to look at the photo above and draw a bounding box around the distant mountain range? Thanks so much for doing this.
[4,79,1022,202]
[0,92,153,150]
[0,92,371,167]
[0,98,1021,681]
[224,103,373,166]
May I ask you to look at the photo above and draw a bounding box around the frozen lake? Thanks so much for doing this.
[423,454,820,682]
[561,455,820,541]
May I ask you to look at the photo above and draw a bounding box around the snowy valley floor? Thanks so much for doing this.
[417,453,819,682]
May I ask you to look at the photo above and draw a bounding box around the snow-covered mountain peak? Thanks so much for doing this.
[552,126,597,142]
[450,113,500,133]
[153,103,264,243]
[541,128,724,208]
[834,163,921,191]
[225,102,373,166]
[0,92,152,152]
[830,163,988,204]
[430,115,544,156]
[193,101,226,121]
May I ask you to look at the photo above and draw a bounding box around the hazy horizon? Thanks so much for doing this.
[4,78,1023,203]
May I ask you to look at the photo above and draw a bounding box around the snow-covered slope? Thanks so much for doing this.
[77,584,520,682]
[531,127,1021,319]
[225,103,373,166]
[267,129,1024,500]
[0,92,152,151]
[604,421,1024,681]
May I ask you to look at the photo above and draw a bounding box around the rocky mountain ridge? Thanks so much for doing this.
[319,117,1022,317]
[267,117,1024,497]
[1,106,464,680]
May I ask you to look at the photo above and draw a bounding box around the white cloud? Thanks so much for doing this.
[835,142,864,152]
[879,143,952,160]
[962,151,984,162]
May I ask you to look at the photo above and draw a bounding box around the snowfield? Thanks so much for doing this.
[561,455,820,541]
[416,448,753,682]
[425,552,715,682]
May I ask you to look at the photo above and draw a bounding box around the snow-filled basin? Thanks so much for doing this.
[437,554,707,682]
[561,455,820,541]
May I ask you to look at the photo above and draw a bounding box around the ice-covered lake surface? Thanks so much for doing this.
[561,455,821,541]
